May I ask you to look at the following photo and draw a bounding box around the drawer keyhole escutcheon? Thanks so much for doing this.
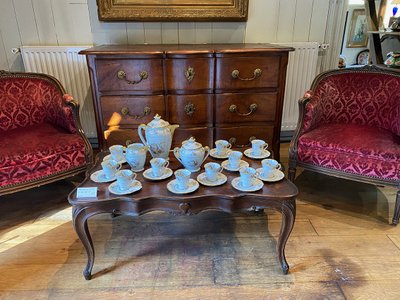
[184,102,196,116]
[231,68,262,81]
[184,66,195,83]
[229,103,257,116]
[121,106,151,119]
[229,136,256,148]
[117,70,148,85]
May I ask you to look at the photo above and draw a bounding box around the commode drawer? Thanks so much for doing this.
[104,127,141,147]
[215,56,279,90]
[165,58,214,92]
[96,59,164,93]
[101,95,165,127]
[172,127,213,148]
[104,127,213,152]
[215,92,277,124]
[167,94,213,126]
[214,126,274,148]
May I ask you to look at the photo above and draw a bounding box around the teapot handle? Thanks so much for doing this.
[138,124,148,147]
[201,146,210,165]
[173,147,183,164]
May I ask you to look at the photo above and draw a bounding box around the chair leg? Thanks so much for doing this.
[288,160,297,182]
[392,189,400,226]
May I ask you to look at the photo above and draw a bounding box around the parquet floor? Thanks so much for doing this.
[0,143,399,299]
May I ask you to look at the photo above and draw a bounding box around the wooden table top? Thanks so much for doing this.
[68,151,298,205]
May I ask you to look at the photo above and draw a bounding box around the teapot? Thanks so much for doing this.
[138,114,179,159]
[173,137,210,172]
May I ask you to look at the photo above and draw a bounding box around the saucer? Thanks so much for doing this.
[131,167,145,172]
[108,180,142,195]
[256,168,285,182]
[143,167,173,181]
[210,148,232,159]
[90,170,116,183]
[221,159,249,172]
[104,154,126,164]
[167,179,199,194]
[197,172,227,187]
[231,177,264,192]
[244,148,271,159]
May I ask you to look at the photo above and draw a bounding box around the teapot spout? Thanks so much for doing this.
[169,124,179,136]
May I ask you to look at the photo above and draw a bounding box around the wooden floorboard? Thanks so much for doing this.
[0,143,399,299]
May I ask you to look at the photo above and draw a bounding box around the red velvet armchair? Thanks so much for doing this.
[288,65,400,225]
[0,70,93,196]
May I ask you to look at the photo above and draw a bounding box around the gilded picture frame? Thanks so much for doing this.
[347,9,368,48]
[97,0,249,22]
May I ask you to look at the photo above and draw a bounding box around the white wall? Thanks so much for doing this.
[0,0,331,72]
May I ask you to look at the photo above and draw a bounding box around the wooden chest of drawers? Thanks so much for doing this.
[80,44,293,161]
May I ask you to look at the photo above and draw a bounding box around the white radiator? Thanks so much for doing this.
[20,46,97,138]
[276,42,320,131]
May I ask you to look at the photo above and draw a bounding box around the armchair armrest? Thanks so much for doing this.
[46,93,78,134]
[289,91,320,160]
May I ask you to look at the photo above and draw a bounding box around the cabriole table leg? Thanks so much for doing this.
[277,200,296,274]
[72,206,95,280]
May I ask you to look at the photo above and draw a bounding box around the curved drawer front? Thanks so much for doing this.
[214,126,274,148]
[215,92,277,124]
[215,56,279,90]
[165,58,214,92]
[101,95,165,127]
[172,127,213,148]
[96,59,164,93]
[105,127,213,151]
[168,94,213,126]
[104,127,141,147]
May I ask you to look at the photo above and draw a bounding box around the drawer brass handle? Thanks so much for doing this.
[229,136,256,148]
[184,102,196,116]
[184,66,195,82]
[229,103,258,116]
[120,106,151,119]
[231,68,262,81]
[117,70,148,85]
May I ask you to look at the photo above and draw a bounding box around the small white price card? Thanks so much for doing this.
[77,187,98,198]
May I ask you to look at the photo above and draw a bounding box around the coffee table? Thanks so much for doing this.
[68,152,298,280]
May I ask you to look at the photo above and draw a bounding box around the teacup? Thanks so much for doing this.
[228,151,243,169]
[215,139,232,156]
[174,169,191,190]
[204,162,223,182]
[109,145,125,161]
[126,143,148,172]
[239,166,259,188]
[150,157,169,177]
[101,159,121,179]
[115,169,137,190]
[251,139,268,156]
[261,158,281,177]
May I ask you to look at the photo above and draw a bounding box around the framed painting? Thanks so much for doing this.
[97,0,249,22]
[347,9,369,48]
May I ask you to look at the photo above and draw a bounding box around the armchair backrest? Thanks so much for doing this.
[0,71,76,133]
[308,66,400,136]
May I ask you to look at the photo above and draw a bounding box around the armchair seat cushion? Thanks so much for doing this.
[297,123,400,181]
[0,123,87,188]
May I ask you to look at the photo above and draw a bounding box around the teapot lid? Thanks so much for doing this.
[182,137,202,150]
[147,114,170,128]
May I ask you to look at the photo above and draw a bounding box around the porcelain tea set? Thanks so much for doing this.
[90,114,284,195]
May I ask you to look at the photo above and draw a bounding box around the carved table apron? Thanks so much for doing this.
[68,152,298,280]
